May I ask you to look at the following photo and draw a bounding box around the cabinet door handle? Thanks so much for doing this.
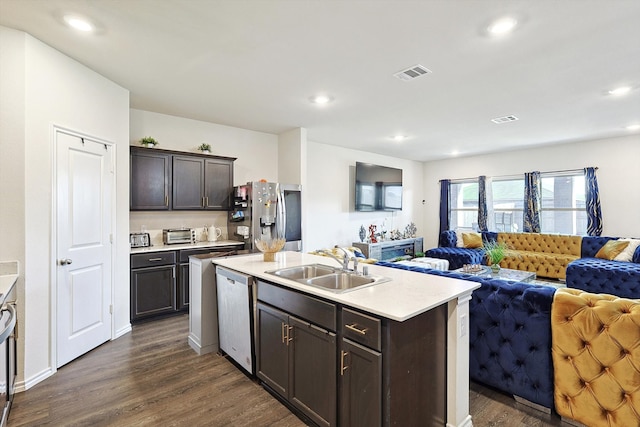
[286,325,293,346]
[340,350,349,376]
[345,323,368,335]
[206,197,209,207]
[148,258,163,262]
[165,195,168,207]
[281,322,286,344]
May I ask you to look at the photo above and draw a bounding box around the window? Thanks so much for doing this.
[449,180,478,230]
[446,170,589,236]
[540,172,586,235]
[491,178,524,232]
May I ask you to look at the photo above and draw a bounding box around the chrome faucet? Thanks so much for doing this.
[319,247,353,271]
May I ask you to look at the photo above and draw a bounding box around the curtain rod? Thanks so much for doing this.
[439,166,598,183]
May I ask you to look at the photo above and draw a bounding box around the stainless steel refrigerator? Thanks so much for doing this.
[228,182,302,252]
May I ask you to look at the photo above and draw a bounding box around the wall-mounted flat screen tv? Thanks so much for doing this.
[355,162,403,211]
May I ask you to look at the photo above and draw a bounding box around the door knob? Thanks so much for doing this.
[59,259,73,265]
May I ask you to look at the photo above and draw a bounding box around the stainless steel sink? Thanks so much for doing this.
[267,264,337,280]
[266,264,389,293]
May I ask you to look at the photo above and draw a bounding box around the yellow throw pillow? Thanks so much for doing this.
[462,232,483,249]
[595,240,630,260]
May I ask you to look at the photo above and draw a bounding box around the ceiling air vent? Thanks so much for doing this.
[491,115,519,124]
[394,64,432,81]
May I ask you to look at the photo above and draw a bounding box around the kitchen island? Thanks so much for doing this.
[212,251,479,427]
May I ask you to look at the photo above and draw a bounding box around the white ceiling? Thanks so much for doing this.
[1,0,639,161]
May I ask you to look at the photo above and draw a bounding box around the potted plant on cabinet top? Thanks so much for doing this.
[197,143,211,154]
[140,136,158,148]
[483,240,509,273]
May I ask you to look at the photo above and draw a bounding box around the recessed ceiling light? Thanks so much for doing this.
[309,95,333,105]
[608,86,632,96]
[64,15,94,32]
[392,135,407,142]
[487,17,518,35]
[626,124,640,131]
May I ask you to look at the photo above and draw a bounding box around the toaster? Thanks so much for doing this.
[130,233,151,248]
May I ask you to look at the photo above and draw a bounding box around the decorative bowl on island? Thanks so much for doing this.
[255,238,286,262]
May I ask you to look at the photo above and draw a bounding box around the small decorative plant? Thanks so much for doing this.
[197,143,211,153]
[140,136,158,147]
[483,240,509,271]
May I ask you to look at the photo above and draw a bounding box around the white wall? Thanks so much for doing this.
[129,109,279,238]
[304,141,425,252]
[0,27,130,389]
[0,26,27,386]
[130,109,278,185]
[422,134,640,248]
[278,127,305,185]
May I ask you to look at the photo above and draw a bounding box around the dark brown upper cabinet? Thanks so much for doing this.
[130,148,172,210]
[130,146,235,211]
[172,156,233,210]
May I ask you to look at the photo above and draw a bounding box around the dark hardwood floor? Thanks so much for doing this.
[10,314,568,426]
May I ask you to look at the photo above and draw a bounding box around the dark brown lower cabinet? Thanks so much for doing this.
[255,279,446,427]
[130,265,176,320]
[339,338,382,427]
[256,303,289,397]
[256,302,336,427]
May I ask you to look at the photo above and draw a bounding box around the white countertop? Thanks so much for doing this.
[0,261,19,305]
[212,251,480,322]
[131,240,244,254]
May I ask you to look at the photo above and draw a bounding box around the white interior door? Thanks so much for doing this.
[56,130,113,368]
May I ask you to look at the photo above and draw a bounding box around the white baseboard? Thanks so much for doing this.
[114,323,132,339]
[447,414,472,427]
[17,366,55,392]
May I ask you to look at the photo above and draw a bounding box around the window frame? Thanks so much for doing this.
[539,171,587,235]
[449,179,479,230]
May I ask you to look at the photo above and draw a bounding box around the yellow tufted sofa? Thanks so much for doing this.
[551,288,640,427]
[497,232,582,280]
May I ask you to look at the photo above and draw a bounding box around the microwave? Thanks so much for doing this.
[163,228,196,245]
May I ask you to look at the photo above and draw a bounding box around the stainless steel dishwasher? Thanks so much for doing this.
[215,266,254,374]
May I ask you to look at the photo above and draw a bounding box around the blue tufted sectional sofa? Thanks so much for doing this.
[378,234,640,413]
[566,236,640,299]
[375,261,557,410]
